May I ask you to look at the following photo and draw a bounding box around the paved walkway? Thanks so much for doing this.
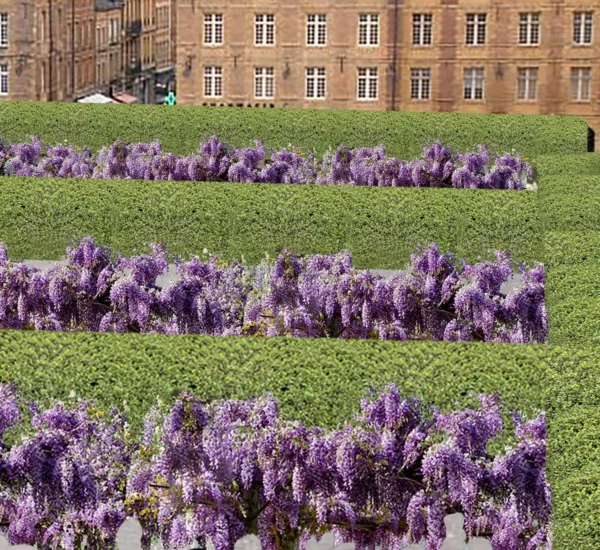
[1,514,491,550]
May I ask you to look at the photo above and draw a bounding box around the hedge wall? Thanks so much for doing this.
[0,101,588,159]
[544,231,600,345]
[539,175,600,232]
[0,330,545,436]
[546,345,600,550]
[0,177,542,268]
[533,153,600,178]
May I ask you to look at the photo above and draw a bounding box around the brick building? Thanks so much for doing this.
[155,0,175,103]
[176,0,599,150]
[95,0,124,97]
[65,0,97,100]
[0,0,67,102]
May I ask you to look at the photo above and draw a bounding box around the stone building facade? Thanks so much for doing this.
[65,0,97,100]
[0,0,174,105]
[155,0,176,103]
[176,0,599,150]
[95,0,124,97]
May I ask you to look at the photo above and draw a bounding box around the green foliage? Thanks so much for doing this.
[539,176,600,232]
[0,101,587,159]
[0,331,545,435]
[544,232,600,345]
[533,153,600,178]
[546,345,600,550]
[543,231,600,270]
[0,177,542,267]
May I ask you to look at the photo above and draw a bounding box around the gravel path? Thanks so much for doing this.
[0,514,491,550]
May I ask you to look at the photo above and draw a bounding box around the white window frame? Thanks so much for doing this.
[410,68,431,100]
[0,64,8,95]
[412,14,432,46]
[0,14,8,48]
[517,67,538,100]
[358,13,379,46]
[466,13,487,45]
[464,67,485,100]
[307,14,327,46]
[573,12,593,45]
[255,67,275,99]
[255,14,275,46]
[204,66,223,98]
[357,67,378,100]
[306,67,326,99]
[519,13,540,45]
[204,13,223,46]
[571,67,591,101]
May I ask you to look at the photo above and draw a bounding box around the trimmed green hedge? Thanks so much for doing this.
[0,101,588,159]
[0,177,542,267]
[533,153,600,178]
[0,330,545,435]
[546,345,600,550]
[543,231,600,270]
[544,232,600,345]
[539,176,600,232]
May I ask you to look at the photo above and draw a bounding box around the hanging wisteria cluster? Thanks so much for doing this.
[0,135,534,189]
[0,238,547,342]
[0,383,551,550]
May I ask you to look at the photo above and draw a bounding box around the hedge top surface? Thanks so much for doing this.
[533,153,600,177]
[0,101,588,159]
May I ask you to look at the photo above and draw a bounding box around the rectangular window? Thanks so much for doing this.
[204,66,223,97]
[464,67,485,99]
[358,14,379,46]
[0,13,8,47]
[307,14,327,46]
[255,14,275,46]
[255,67,275,99]
[571,67,591,100]
[357,67,378,100]
[410,68,431,100]
[204,13,223,45]
[517,67,538,100]
[573,12,593,44]
[519,13,540,45]
[412,14,432,45]
[306,67,326,99]
[466,13,486,45]
[0,63,8,94]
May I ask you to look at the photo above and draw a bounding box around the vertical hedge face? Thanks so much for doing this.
[0,101,588,158]
[0,179,542,266]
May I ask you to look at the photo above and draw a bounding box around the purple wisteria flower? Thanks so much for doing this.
[0,239,547,342]
[0,135,534,189]
[123,384,550,550]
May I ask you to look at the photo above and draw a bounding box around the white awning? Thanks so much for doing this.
[77,93,118,104]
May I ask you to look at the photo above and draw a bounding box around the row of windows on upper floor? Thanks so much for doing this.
[199,65,594,103]
[0,11,169,50]
[201,11,596,48]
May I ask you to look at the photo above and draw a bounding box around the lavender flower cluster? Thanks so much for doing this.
[0,383,550,550]
[0,238,547,343]
[0,135,534,189]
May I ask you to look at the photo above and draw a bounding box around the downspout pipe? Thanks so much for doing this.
[390,0,399,111]
[48,0,53,101]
